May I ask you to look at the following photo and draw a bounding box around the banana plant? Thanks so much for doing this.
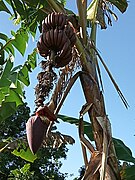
[34,0,128,179]
[0,0,131,179]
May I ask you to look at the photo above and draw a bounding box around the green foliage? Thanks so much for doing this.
[0,0,11,14]
[0,103,30,138]
[0,0,44,119]
[108,0,128,13]
[12,148,37,163]
[121,165,135,180]
[0,103,30,179]
[0,24,37,120]
[11,29,28,56]
[8,163,35,180]
[113,138,135,163]
[4,0,49,35]
[58,114,135,164]
[0,58,23,120]
[0,103,68,180]
[0,42,5,65]
[0,47,37,121]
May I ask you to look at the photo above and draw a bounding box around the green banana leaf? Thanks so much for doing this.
[58,114,135,163]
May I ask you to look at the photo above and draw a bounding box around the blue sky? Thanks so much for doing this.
[0,1,135,179]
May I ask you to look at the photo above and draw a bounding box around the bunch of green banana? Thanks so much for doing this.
[37,12,77,68]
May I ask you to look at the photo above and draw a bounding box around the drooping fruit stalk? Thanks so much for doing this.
[26,12,77,154]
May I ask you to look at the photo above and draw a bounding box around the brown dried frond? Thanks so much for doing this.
[42,131,75,148]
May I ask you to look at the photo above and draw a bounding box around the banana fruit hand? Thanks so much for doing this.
[37,12,77,68]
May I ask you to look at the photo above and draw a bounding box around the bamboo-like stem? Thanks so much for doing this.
[90,23,97,43]
[75,38,87,68]
[47,0,64,13]
[79,1,120,179]
[76,0,87,44]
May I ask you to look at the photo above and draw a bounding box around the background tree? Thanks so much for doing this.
[0,103,69,180]
[0,0,135,180]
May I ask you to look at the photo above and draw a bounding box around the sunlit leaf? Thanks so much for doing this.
[0,86,9,95]
[0,88,23,120]
[0,47,37,119]
[9,72,18,87]
[0,109,40,163]
[11,29,28,56]
[27,48,37,70]
[5,89,23,106]
[18,66,30,86]
[13,80,24,96]
[87,0,98,22]
[0,89,23,120]
[17,49,37,86]
[0,28,29,56]
[0,90,6,106]
[12,147,37,162]
[0,33,15,56]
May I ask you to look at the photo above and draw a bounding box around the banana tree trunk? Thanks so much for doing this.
[79,44,120,179]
